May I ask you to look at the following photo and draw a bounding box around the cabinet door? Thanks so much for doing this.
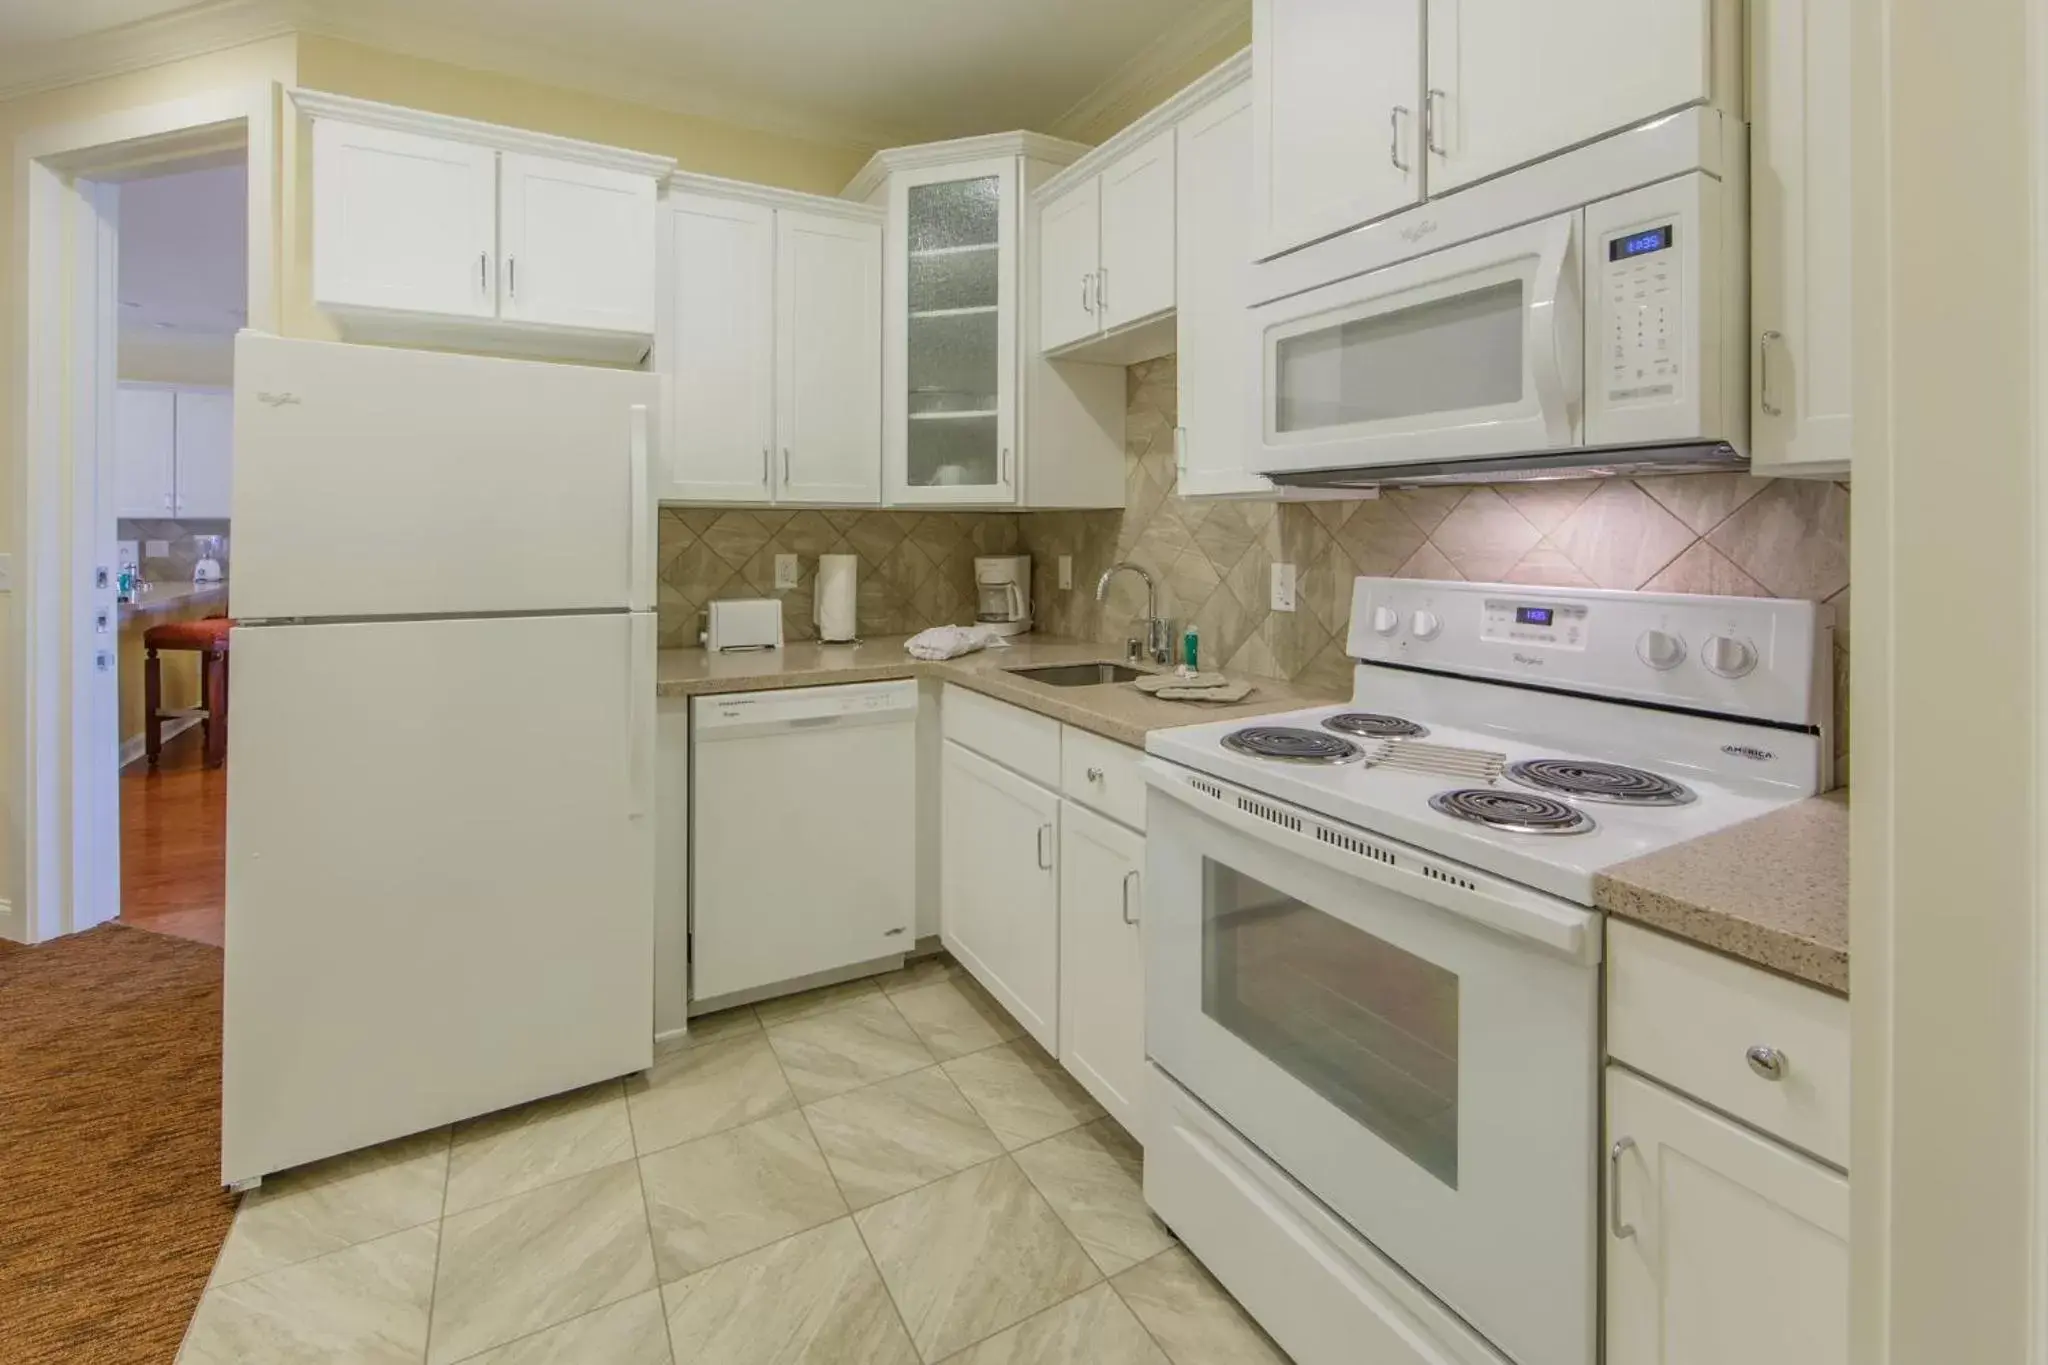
[172,389,234,520]
[662,193,775,502]
[1098,129,1176,333]
[114,386,177,520]
[1176,85,1269,498]
[1425,0,1715,193]
[1252,0,1422,261]
[499,152,658,335]
[775,211,883,505]
[1037,176,1101,352]
[311,119,497,320]
[1058,800,1145,1136]
[887,158,1019,505]
[1748,0,1853,475]
[1606,1067,1849,1365]
[940,741,1059,1049]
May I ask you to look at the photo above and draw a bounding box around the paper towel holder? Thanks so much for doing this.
[815,553,860,644]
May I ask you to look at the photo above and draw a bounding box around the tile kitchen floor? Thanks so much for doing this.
[178,957,1292,1365]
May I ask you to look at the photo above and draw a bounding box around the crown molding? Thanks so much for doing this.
[0,0,299,103]
[666,168,883,222]
[1046,0,1249,143]
[290,88,675,175]
[840,130,1093,203]
[1036,48,1249,202]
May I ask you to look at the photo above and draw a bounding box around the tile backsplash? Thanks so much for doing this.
[119,519,230,582]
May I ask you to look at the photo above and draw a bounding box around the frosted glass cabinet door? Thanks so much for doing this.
[888,158,1018,504]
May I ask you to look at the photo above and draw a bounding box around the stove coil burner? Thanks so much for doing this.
[1429,788,1596,836]
[1505,759,1696,807]
[1222,726,1365,764]
[1321,712,1430,740]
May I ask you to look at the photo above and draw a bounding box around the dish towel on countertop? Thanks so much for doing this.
[904,624,1014,661]
[1135,671,1255,703]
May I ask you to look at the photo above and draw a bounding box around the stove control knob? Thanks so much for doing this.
[1702,633,1758,678]
[1410,609,1442,641]
[1371,606,1401,636]
[1635,629,1687,671]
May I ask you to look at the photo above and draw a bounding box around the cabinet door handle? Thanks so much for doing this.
[479,252,488,294]
[1745,1044,1788,1080]
[507,256,517,299]
[1608,1137,1637,1241]
[1095,268,1108,314]
[1424,89,1449,157]
[1121,870,1140,925]
[1081,274,1093,314]
[761,445,771,487]
[1759,330,1785,417]
[1085,766,1104,782]
[782,447,792,484]
[1036,823,1053,871]
[1390,106,1412,173]
[1000,447,1012,488]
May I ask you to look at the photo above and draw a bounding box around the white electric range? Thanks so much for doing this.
[1138,577,1832,1365]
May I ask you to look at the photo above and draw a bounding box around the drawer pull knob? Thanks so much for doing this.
[1746,1044,1787,1080]
[1086,767,1105,782]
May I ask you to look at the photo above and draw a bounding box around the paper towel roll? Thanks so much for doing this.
[816,554,859,642]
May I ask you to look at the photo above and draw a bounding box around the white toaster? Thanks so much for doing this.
[705,598,784,652]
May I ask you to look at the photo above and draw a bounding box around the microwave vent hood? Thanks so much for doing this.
[1263,441,1747,490]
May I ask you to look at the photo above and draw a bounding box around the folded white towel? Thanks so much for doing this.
[904,624,1014,661]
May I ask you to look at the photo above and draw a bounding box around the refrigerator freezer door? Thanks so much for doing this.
[222,612,655,1184]
[232,334,658,620]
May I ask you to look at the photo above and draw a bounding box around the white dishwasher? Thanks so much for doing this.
[691,680,919,1004]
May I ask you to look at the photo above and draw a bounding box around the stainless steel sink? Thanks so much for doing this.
[1006,662,1147,687]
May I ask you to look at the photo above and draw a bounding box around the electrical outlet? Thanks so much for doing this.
[1058,555,1073,590]
[145,539,170,558]
[1271,562,1296,613]
[774,553,800,590]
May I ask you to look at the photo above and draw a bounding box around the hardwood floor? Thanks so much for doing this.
[118,725,226,948]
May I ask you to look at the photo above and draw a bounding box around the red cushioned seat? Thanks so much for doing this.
[142,617,232,651]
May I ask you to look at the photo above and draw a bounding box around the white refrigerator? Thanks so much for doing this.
[222,334,657,1186]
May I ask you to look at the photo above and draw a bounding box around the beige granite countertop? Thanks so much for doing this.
[1595,792,1849,996]
[656,634,1342,748]
[118,580,229,620]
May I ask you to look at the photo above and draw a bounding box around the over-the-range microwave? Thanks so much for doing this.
[1247,109,1747,487]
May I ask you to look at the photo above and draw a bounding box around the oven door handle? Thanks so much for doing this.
[1142,760,1599,964]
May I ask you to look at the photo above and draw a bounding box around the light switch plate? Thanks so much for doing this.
[774,553,800,590]
[1271,562,1296,613]
[1058,555,1073,590]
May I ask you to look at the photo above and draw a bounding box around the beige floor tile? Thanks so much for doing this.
[673,1004,764,1048]
[428,1160,657,1365]
[210,1128,450,1286]
[1112,1248,1290,1365]
[662,1218,918,1365]
[768,994,935,1103]
[855,1157,1101,1361]
[625,1031,796,1155]
[889,976,1025,1061]
[804,1066,1005,1208]
[179,1224,438,1365]
[942,1283,1169,1365]
[454,1290,672,1365]
[942,1041,1106,1150]
[639,1109,848,1280]
[753,975,884,1027]
[445,1081,635,1216]
[1012,1120,1174,1276]
[876,954,966,996]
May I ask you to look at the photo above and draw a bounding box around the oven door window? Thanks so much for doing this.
[1202,859,1460,1187]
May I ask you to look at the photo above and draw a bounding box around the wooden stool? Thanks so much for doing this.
[144,617,232,768]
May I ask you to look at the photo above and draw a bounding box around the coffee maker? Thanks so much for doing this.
[973,555,1031,637]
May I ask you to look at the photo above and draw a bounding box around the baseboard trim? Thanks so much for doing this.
[119,716,202,769]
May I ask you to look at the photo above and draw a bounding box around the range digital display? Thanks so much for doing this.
[1516,607,1555,626]
[1608,226,1674,260]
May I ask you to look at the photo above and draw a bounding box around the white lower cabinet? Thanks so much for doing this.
[1057,800,1145,1134]
[940,739,1060,1050]
[1605,1065,1849,1365]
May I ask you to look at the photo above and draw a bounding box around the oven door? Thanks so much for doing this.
[1249,213,1584,476]
[1144,763,1598,1365]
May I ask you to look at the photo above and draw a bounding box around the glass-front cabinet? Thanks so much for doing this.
[885,158,1019,504]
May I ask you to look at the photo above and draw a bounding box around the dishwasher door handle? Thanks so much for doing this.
[786,714,844,729]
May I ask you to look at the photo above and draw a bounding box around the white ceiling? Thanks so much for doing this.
[118,161,248,338]
[1,0,1246,146]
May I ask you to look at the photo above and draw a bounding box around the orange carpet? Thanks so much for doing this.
[0,924,234,1364]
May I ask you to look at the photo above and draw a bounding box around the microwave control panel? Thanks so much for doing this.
[1602,222,1681,403]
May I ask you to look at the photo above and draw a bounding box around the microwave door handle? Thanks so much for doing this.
[1525,216,1583,446]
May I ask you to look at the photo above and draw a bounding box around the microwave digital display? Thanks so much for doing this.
[1609,226,1674,260]
[1515,607,1555,626]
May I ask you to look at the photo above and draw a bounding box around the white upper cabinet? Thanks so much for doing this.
[173,389,235,520]
[1253,0,1424,260]
[1176,82,1266,499]
[311,118,498,321]
[498,153,658,335]
[1424,0,1729,193]
[1037,175,1101,353]
[1748,0,1853,477]
[662,192,776,502]
[1097,131,1177,333]
[114,386,177,520]
[775,210,883,504]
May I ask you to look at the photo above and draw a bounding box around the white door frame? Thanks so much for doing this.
[11,85,278,943]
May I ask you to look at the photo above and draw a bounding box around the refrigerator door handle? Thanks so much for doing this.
[627,613,653,819]
[628,404,652,610]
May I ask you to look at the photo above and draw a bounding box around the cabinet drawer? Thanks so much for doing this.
[942,684,1061,787]
[1607,920,1849,1167]
[1060,727,1147,832]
